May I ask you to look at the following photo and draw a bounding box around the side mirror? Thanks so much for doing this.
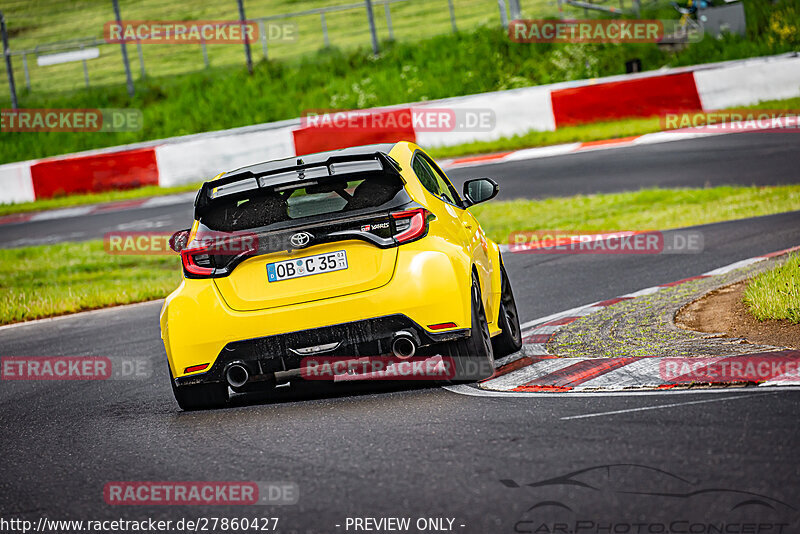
[169,229,191,253]
[462,178,499,207]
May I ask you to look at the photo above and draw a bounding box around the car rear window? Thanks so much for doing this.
[199,172,404,232]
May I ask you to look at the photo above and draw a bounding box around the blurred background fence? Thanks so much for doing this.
[0,0,573,99]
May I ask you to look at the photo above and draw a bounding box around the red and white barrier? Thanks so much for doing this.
[2,53,798,206]
[155,125,296,187]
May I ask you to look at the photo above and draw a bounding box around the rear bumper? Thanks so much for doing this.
[174,314,469,387]
[161,241,476,381]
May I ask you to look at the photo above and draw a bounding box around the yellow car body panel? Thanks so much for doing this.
[160,141,504,380]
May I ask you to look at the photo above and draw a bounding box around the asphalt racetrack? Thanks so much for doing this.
[1,131,799,532]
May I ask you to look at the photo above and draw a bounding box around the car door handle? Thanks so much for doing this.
[462,221,473,229]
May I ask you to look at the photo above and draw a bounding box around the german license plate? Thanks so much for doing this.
[267,250,348,282]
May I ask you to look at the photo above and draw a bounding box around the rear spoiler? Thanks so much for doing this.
[195,152,403,218]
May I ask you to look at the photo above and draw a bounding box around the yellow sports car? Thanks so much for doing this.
[160,141,521,409]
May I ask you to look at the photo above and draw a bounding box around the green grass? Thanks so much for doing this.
[3,184,800,325]
[1,0,529,93]
[744,253,800,323]
[0,241,182,325]
[2,0,799,165]
[469,185,800,244]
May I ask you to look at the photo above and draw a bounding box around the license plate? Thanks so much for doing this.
[267,250,348,282]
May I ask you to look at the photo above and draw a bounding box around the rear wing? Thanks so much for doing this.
[194,151,403,219]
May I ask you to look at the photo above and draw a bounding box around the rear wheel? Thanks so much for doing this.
[444,275,495,382]
[169,366,228,411]
[492,264,522,358]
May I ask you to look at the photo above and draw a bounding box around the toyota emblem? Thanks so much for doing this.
[290,232,313,248]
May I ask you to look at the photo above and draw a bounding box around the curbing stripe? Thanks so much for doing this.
[480,358,580,391]
[521,357,639,389]
[473,245,800,394]
[573,358,664,391]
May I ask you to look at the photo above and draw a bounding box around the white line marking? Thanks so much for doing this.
[620,286,662,298]
[29,206,93,221]
[443,384,800,398]
[140,192,196,208]
[559,392,775,419]
[519,303,600,330]
[702,257,763,276]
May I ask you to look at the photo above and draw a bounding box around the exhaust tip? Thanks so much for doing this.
[225,363,249,388]
[391,334,416,359]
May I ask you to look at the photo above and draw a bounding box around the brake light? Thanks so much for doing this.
[391,208,430,243]
[181,244,214,276]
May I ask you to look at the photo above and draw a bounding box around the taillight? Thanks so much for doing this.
[181,244,214,277]
[184,363,209,374]
[391,208,430,244]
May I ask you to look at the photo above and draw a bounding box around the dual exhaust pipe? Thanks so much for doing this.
[225,362,250,389]
[390,331,417,359]
[225,332,418,388]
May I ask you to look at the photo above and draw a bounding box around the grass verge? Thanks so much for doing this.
[3,184,800,325]
[0,241,181,325]
[744,253,800,323]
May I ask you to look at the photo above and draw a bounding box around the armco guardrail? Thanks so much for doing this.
[1,52,798,205]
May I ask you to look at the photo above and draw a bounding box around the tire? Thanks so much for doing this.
[444,275,495,382]
[169,366,228,411]
[492,264,523,358]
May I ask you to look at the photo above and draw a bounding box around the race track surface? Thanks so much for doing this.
[1,131,799,530]
[2,212,799,530]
